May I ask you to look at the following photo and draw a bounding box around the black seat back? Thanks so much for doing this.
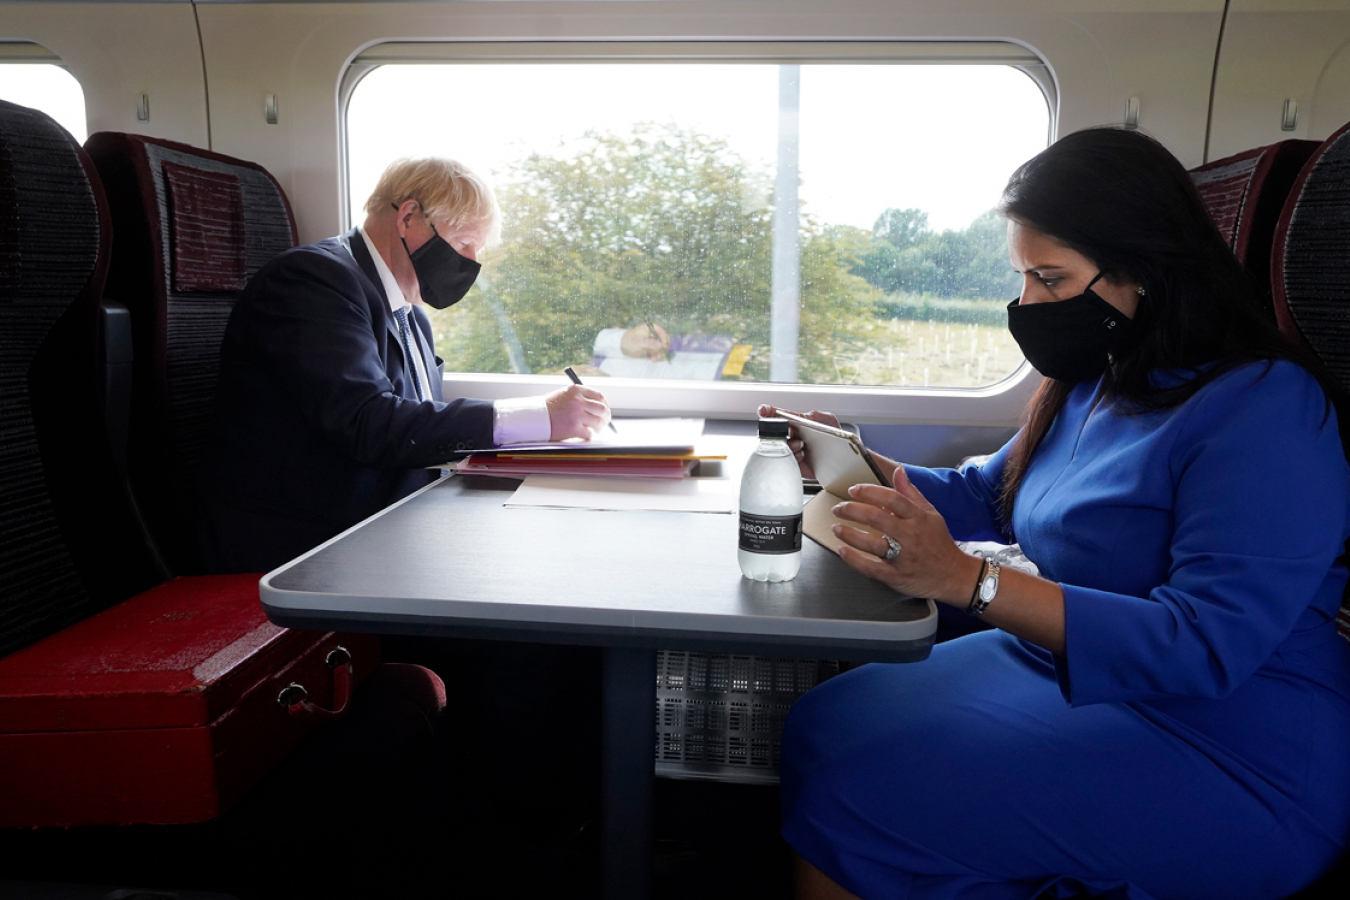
[84,133,297,574]
[1270,119,1350,643]
[0,101,164,658]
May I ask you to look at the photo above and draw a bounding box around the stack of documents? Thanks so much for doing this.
[459,455,697,479]
[458,419,748,514]
[456,417,720,480]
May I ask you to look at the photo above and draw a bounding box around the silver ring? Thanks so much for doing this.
[883,535,902,561]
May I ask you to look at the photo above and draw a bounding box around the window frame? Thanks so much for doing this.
[0,41,61,64]
[0,40,87,143]
[339,40,1055,425]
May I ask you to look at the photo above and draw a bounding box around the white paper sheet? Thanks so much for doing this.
[597,353,727,381]
[498,417,706,454]
[504,473,738,513]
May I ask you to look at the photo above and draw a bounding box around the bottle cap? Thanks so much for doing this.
[758,417,789,438]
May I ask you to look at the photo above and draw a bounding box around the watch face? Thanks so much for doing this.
[980,575,997,601]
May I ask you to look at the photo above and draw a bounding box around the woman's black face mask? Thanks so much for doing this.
[1006,271,1136,383]
[395,203,482,310]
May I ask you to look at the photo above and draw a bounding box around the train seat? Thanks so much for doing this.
[1271,120,1350,392]
[1269,118,1350,650]
[0,98,272,825]
[0,102,453,896]
[0,98,167,657]
[1191,139,1318,319]
[1265,119,1350,899]
[83,132,298,575]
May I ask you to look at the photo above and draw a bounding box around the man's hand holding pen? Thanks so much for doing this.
[620,322,672,361]
[546,366,614,440]
[561,366,617,436]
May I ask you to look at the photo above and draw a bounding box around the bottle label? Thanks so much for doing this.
[738,512,803,554]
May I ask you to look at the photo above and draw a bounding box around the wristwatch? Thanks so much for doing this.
[967,560,1001,617]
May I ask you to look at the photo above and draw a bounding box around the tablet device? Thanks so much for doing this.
[775,411,892,555]
[776,410,889,495]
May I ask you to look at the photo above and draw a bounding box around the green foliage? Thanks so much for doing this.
[873,208,930,250]
[875,294,1009,326]
[849,207,1022,300]
[797,226,886,383]
[428,123,881,383]
[955,211,1024,299]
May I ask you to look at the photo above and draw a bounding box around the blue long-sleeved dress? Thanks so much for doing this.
[780,360,1350,900]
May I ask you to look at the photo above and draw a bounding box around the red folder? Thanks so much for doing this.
[0,574,379,828]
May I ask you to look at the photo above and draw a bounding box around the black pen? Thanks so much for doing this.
[646,322,674,361]
[563,366,618,433]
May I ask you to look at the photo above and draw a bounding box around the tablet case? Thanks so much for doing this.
[0,574,379,828]
[776,412,890,554]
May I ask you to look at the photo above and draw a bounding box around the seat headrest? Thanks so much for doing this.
[1192,140,1316,263]
[84,132,297,305]
[1191,140,1318,320]
[1271,120,1350,389]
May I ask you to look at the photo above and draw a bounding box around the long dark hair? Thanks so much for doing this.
[997,127,1349,528]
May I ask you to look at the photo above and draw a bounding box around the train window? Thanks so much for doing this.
[344,43,1050,397]
[0,44,86,143]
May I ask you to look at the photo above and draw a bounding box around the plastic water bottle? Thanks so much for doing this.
[738,417,803,582]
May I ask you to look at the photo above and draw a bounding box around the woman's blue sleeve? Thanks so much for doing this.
[1058,362,1350,705]
[901,438,1014,543]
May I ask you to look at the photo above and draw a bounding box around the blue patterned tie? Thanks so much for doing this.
[392,306,427,402]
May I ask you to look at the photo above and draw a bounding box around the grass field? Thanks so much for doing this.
[432,307,1027,388]
[826,317,1024,388]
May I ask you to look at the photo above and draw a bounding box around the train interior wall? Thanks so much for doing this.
[3,0,1350,455]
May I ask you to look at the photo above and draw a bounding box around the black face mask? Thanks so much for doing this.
[394,203,482,310]
[1006,271,1136,383]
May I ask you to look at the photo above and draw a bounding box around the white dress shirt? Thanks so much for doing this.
[357,226,549,445]
[593,327,629,358]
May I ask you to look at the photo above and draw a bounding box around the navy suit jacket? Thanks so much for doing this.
[207,228,495,573]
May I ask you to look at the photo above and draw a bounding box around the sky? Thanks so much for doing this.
[0,64,88,142]
[347,63,1051,234]
[0,61,1051,238]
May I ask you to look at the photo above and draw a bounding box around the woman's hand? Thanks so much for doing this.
[830,465,983,604]
[756,404,840,480]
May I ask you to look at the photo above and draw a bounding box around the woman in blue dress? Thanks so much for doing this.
[770,127,1350,900]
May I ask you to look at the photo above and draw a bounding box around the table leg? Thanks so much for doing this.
[601,646,657,900]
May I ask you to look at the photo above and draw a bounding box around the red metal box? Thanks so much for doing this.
[0,574,379,828]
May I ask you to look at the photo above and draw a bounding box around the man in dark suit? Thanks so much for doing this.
[209,160,609,885]
[208,157,610,573]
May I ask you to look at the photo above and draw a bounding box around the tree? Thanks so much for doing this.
[873,207,930,250]
[429,123,879,383]
[848,206,1018,301]
[850,208,932,294]
[953,209,1021,299]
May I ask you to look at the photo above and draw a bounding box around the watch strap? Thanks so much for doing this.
[967,560,1001,617]
[966,558,988,612]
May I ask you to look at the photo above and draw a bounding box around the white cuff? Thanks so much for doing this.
[593,327,627,358]
[493,395,552,445]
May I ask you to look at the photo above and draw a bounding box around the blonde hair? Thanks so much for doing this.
[364,157,501,246]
